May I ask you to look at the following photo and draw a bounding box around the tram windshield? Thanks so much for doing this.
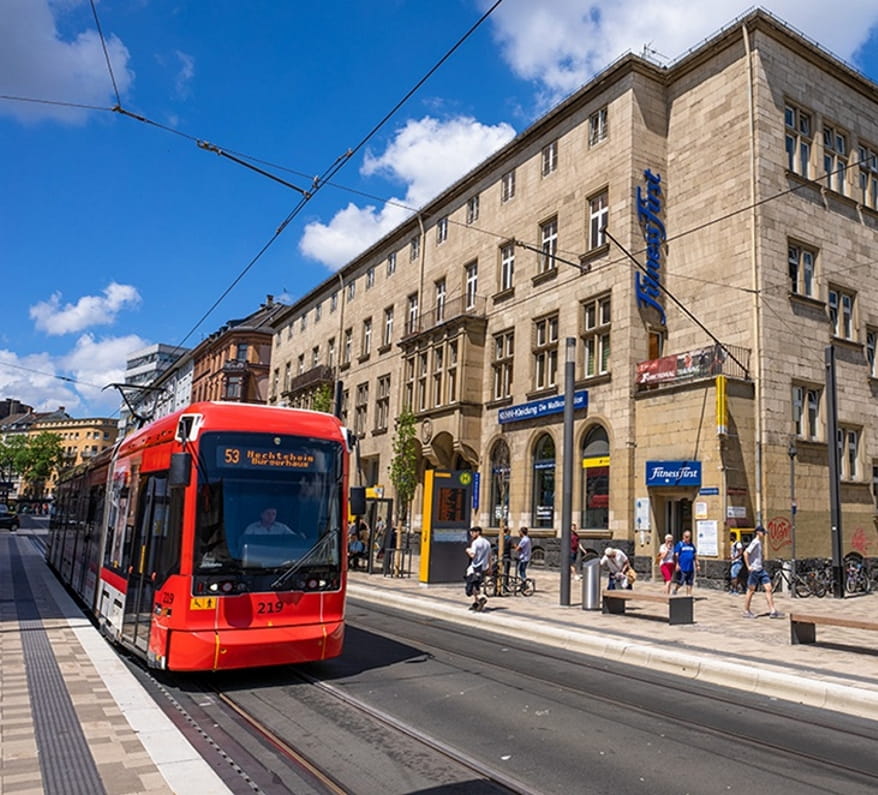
[194,431,343,574]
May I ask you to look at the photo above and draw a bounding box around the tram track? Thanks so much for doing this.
[347,599,878,787]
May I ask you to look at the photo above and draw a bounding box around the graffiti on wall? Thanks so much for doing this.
[767,516,792,553]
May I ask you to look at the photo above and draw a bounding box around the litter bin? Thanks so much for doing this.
[581,556,601,610]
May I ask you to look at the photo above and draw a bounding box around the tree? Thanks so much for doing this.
[8,433,64,498]
[311,383,334,414]
[389,408,418,550]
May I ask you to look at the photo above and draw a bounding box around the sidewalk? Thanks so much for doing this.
[348,558,878,721]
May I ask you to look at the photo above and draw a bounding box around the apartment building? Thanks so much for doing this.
[269,10,878,565]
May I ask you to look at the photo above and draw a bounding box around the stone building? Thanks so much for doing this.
[269,10,878,569]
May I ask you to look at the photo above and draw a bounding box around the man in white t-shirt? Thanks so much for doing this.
[742,526,782,618]
[600,547,631,590]
[465,526,492,611]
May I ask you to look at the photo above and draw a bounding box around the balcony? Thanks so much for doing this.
[634,343,750,392]
[402,294,487,339]
[287,364,335,395]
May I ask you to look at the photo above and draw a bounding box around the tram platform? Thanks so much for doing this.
[348,556,878,723]
[0,530,231,795]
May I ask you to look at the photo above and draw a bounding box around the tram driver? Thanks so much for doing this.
[242,507,304,541]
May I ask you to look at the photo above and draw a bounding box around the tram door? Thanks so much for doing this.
[122,474,168,653]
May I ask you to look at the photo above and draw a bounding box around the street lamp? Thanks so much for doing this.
[788,438,797,576]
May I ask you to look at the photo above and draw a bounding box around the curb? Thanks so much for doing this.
[348,583,878,722]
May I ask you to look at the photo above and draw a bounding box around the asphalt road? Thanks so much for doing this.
[164,598,878,795]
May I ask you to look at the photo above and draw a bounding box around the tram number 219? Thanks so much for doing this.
[257,601,285,614]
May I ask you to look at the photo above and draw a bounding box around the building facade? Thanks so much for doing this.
[32,415,118,497]
[270,10,878,567]
[119,343,189,434]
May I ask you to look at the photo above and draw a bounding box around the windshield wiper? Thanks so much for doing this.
[271,530,338,589]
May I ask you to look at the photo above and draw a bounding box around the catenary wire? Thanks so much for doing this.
[89,0,121,106]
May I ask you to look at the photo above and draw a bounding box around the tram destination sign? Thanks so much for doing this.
[218,446,317,470]
[498,390,588,425]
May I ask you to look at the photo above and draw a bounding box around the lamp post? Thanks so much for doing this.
[788,439,797,595]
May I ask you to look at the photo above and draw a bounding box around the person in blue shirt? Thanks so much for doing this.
[672,529,698,595]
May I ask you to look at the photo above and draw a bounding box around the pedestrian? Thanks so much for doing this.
[656,533,676,594]
[570,522,581,580]
[501,524,513,580]
[672,529,698,595]
[464,526,492,611]
[514,526,532,586]
[742,526,782,618]
[728,532,745,594]
[599,546,631,590]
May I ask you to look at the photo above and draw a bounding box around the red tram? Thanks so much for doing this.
[48,402,363,671]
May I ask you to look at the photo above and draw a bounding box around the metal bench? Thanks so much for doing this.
[789,612,878,645]
[601,589,694,625]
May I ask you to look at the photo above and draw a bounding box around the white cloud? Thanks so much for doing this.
[174,50,195,99]
[0,332,149,417]
[30,282,142,336]
[0,0,134,124]
[299,115,516,269]
[485,0,878,106]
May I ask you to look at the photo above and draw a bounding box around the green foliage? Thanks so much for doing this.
[389,408,418,523]
[0,432,64,497]
[311,383,334,414]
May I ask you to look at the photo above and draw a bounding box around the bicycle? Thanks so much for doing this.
[481,563,536,597]
[770,560,818,598]
[844,558,872,594]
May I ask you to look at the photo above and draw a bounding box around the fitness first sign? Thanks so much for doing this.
[635,169,667,325]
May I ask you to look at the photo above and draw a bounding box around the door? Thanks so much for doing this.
[664,497,692,541]
[121,474,168,653]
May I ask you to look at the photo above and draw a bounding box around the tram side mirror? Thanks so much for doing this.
[169,453,192,488]
[349,486,366,517]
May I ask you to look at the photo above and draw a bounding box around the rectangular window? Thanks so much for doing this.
[541,140,558,176]
[273,367,280,396]
[792,384,821,440]
[466,195,480,224]
[403,356,415,411]
[432,344,444,407]
[589,190,608,249]
[492,330,514,400]
[300,314,307,331]
[788,243,816,298]
[539,217,558,274]
[533,314,559,390]
[225,375,242,400]
[235,343,248,361]
[283,362,291,391]
[589,107,608,146]
[823,125,847,195]
[582,294,611,377]
[417,353,428,411]
[327,337,336,368]
[311,346,320,367]
[366,266,375,289]
[501,169,516,202]
[866,328,877,378]
[500,243,515,291]
[330,292,338,313]
[406,293,419,335]
[383,307,394,347]
[785,103,812,178]
[837,426,860,480]
[354,383,369,436]
[361,318,372,357]
[387,252,397,276]
[375,375,391,431]
[409,236,420,262]
[828,287,855,340]
[347,280,356,301]
[340,389,349,425]
[343,328,352,364]
[857,144,878,210]
[447,340,458,403]
[297,353,305,375]
[315,302,322,322]
[465,262,478,309]
[436,216,448,244]
[435,279,446,323]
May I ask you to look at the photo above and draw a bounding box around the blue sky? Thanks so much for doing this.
[2,1,877,418]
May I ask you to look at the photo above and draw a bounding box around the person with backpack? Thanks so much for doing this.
[729,532,745,594]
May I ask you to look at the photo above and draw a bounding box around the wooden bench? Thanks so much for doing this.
[601,589,694,625]
[789,612,878,644]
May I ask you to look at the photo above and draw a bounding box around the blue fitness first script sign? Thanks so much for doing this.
[498,390,588,425]
[645,461,702,487]
[635,169,667,326]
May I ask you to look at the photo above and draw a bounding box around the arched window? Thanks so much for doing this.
[531,434,555,529]
[488,440,510,529]
[581,425,609,529]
